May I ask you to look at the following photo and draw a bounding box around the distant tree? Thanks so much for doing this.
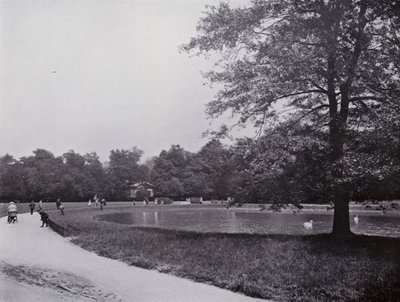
[232,124,330,204]
[196,140,236,199]
[0,154,25,201]
[107,147,146,200]
[158,177,186,198]
[18,149,64,200]
[143,156,158,172]
[57,150,110,201]
[183,172,210,197]
[136,164,151,182]
[84,152,111,198]
[151,145,192,198]
[184,0,400,237]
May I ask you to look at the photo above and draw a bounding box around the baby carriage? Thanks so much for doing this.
[8,211,18,223]
[7,201,18,223]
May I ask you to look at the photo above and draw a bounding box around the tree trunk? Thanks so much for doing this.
[332,184,352,238]
[329,115,352,238]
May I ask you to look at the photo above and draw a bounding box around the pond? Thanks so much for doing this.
[98,207,400,237]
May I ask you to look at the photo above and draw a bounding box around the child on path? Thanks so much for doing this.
[39,211,49,227]
[29,200,35,215]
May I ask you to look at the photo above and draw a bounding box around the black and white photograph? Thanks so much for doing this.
[1,0,400,301]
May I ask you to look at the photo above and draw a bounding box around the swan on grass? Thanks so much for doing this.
[303,220,313,231]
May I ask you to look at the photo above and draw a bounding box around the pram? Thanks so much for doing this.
[7,211,17,223]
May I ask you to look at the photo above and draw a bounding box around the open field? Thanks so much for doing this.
[20,201,398,302]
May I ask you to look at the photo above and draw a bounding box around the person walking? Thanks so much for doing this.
[39,210,49,227]
[88,199,92,207]
[29,200,36,215]
[56,198,61,209]
[38,199,43,212]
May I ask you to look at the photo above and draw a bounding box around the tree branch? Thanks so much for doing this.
[292,78,328,93]
[349,96,386,103]
[286,104,330,128]
[275,89,328,102]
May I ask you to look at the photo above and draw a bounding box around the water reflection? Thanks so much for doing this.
[99,208,400,237]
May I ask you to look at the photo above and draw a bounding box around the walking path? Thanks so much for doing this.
[0,213,268,302]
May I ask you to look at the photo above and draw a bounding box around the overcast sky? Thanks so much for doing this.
[0,0,249,161]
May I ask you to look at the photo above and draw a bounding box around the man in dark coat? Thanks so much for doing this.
[29,200,35,215]
[39,211,49,227]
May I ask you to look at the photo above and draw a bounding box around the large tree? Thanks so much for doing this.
[19,149,64,200]
[107,147,147,200]
[184,0,400,237]
[151,145,191,198]
[230,123,330,205]
[0,154,25,201]
[196,140,236,199]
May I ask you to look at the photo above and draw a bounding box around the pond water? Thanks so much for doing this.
[99,207,400,237]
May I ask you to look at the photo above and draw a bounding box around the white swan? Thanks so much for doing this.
[303,220,313,230]
[354,215,359,224]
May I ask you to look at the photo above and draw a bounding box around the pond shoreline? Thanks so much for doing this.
[94,202,400,238]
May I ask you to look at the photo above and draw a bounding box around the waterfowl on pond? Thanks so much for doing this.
[303,220,313,230]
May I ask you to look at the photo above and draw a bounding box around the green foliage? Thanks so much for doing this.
[0,149,143,202]
[19,149,64,200]
[347,105,400,200]
[0,154,25,201]
[196,140,237,198]
[226,124,330,204]
[106,147,149,200]
[151,145,191,198]
[150,143,237,199]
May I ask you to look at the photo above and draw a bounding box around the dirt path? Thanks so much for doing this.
[0,213,268,302]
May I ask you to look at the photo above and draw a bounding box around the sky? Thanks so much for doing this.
[0,0,250,162]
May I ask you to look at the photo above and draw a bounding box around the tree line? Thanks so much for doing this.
[1,122,399,203]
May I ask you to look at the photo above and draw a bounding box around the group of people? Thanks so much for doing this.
[29,199,43,214]
[6,199,56,227]
[88,195,107,210]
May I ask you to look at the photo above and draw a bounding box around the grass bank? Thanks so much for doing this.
[35,203,400,301]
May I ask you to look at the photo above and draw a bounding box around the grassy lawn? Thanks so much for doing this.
[30,202,399,302]
[2,202,399,301]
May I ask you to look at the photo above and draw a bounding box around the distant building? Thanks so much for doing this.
[130,182,155,200]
